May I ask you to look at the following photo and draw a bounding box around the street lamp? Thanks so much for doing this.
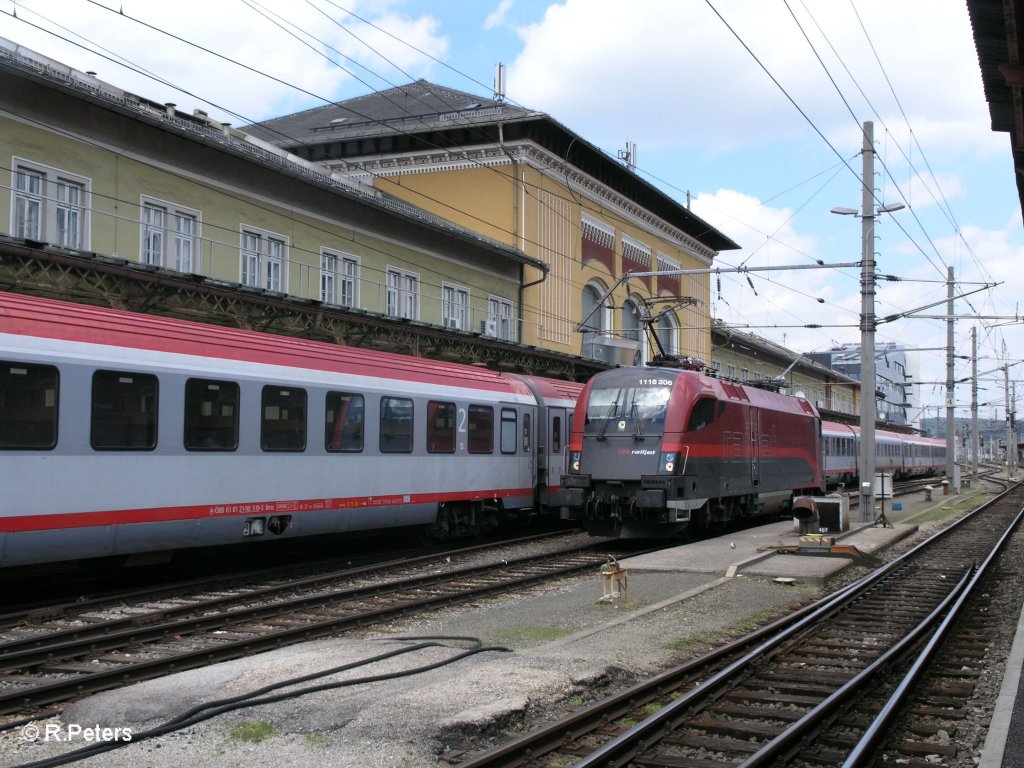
[831,121,905,523]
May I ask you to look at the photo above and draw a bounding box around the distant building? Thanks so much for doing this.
[711,322,861,420]
[807,343,915,428]
[920,416,1022,463]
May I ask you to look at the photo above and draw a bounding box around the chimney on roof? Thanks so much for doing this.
[165,102,176,117]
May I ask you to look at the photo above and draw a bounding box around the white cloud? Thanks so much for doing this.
[508,0,990,155]
[0,0,449,122]
[485,0,516,31]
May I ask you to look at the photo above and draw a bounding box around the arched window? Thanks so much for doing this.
[621,297,645,366]
[654,311,678,359]
[581,282,611,360]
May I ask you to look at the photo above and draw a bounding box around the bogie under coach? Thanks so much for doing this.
[0,292,582,568]
[561,366,823,538]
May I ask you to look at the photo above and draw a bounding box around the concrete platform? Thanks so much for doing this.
[621,517,917,585]
[982,597,1024,768]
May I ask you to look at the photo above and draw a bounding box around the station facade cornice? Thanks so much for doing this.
[335,142,719,264]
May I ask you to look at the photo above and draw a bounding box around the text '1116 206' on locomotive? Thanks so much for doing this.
[559,365,946,539]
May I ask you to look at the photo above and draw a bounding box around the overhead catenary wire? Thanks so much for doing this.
[2,0,1007,393]
[704,0,999,402]
[3,0,868,345]
[789,0,1010,368]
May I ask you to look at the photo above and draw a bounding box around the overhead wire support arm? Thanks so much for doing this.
[877,283,1001,324]
[573,260,861,333]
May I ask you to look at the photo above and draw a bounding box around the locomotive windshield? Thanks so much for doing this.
[584,382,671,436]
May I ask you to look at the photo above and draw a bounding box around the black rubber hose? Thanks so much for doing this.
[11,636,510,768]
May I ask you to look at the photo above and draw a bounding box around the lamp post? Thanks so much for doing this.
[831,121,905,523]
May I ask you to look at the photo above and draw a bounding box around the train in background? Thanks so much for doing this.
[0,291,583,568]
[821,421,945,487]
[560,364,946,539]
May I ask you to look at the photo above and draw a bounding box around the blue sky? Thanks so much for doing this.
[1,0,1019,425]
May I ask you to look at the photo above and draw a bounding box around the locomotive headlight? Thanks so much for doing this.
[661,452,677,474]
[569,451,581,473]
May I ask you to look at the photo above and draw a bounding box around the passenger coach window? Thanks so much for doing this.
[380,396,413,453]
[325,392,364,452]
[500,408,517,454]
[0,362,58,449]
[522,413,531,452]
[427,401,456,453]
[91,370,158,450]
[551,416,562,454]
[261,386,307,452]
[468,405,493,454]
[184,378,239,451]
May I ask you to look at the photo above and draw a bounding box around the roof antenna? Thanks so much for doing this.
[493,63,506,103]
[618,140,637,171]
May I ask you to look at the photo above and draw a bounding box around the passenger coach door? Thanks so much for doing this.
[547,407,567,491]
[750,408,760,486]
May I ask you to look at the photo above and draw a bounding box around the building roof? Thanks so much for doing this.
[0,38,546,274]
[711,320,861,386]
[246,80,741,254]
[966,0,1024,222]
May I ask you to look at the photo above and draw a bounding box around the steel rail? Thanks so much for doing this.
[456,482,1022,768]
[0,550,606,714]
[0,541,603,661]
[842,503,1024,767]
[0,530,589,626]
[735,566,975,768]
[456,558,906,768]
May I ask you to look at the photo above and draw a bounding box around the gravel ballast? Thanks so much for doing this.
[3,489,1020,768]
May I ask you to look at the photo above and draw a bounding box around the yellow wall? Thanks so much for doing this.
[0,114,522,330]
[370,156,713,361]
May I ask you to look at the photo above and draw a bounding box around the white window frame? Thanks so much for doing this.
[240,225,288,292]
[487,296,515,341]
[441,283,469,331]
[654,311,678,357]
[321,248,359,307]
[386,267,419,320]
[581,281,613,360]
[11,158,90,250]
[141,196,200,271]
[621,296,647,366]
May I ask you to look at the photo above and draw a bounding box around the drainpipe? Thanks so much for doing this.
[519,156,548,343]
[498,123,548,340]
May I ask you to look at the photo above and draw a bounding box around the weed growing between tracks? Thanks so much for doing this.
[226,721,275,744]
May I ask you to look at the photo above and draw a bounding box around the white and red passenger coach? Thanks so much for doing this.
[0,292,583,568]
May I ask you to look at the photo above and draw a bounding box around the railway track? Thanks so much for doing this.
[0,536,619,717]
[451,483,1024,768]
[0,530,581,628]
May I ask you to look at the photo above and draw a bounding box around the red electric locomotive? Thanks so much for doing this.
[561,365,824,538]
